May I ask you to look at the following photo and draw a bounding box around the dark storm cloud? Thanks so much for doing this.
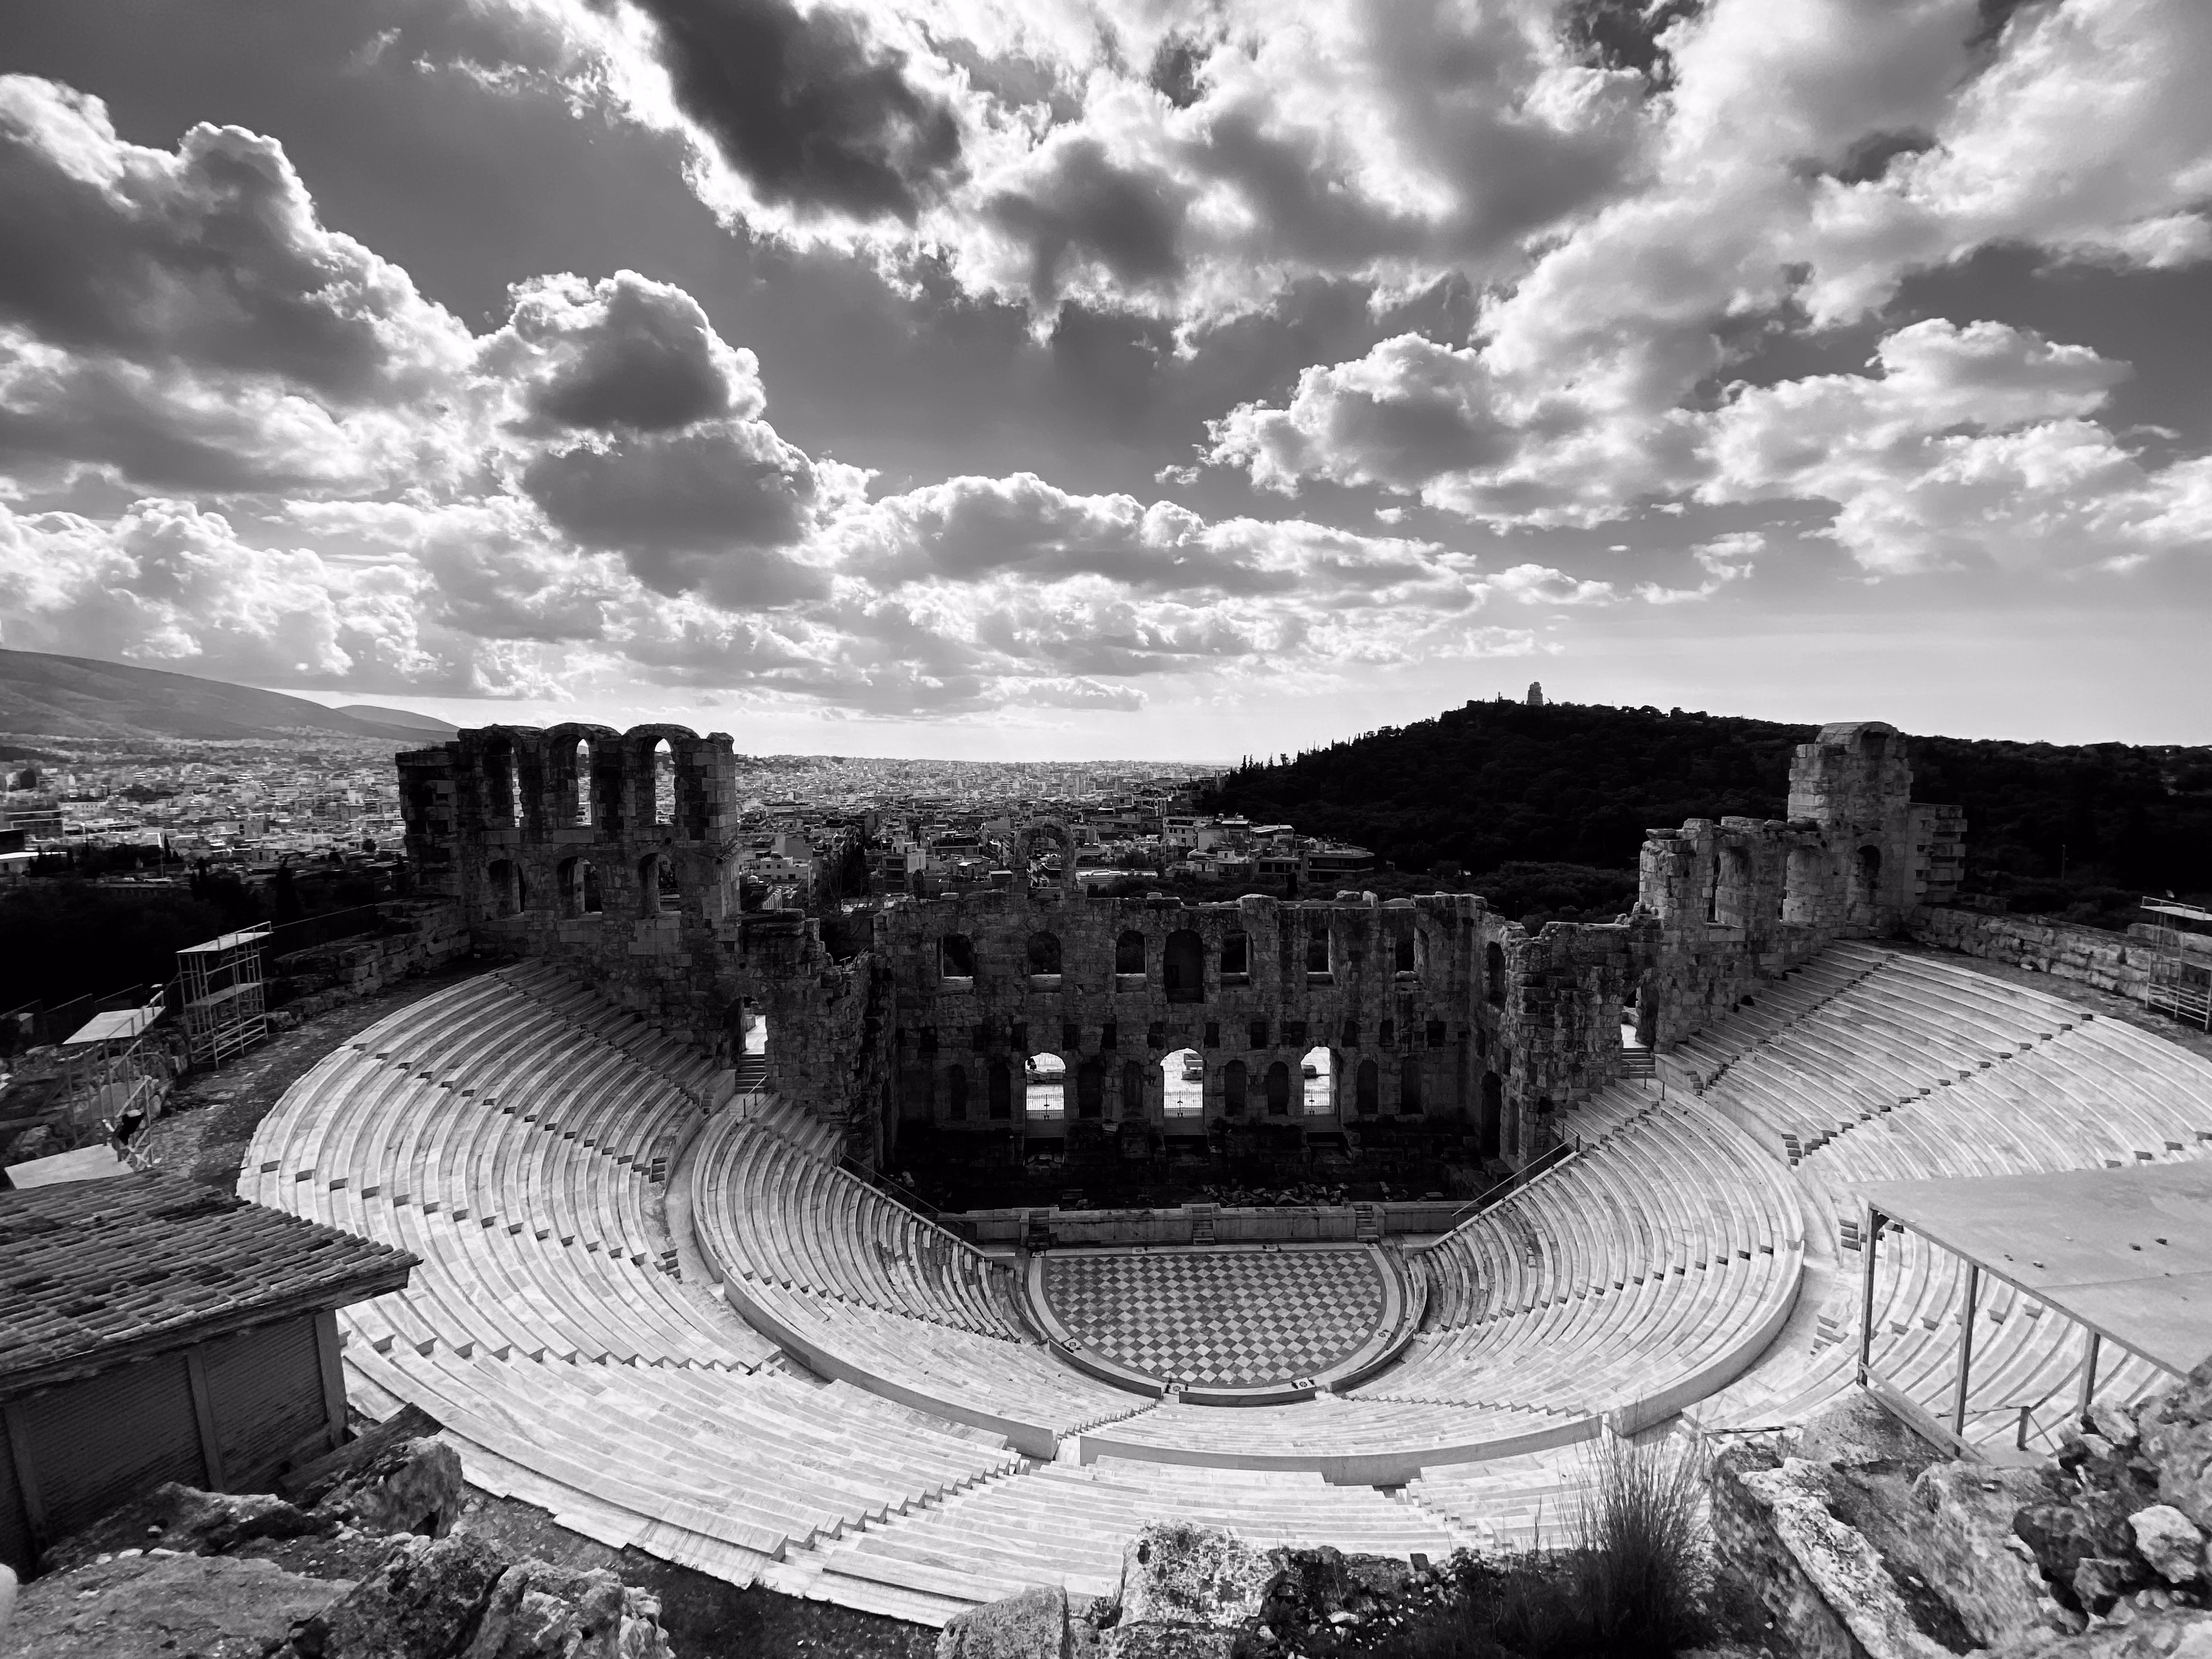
[521,277,736,434]
[618,0,962,223]
[521,422,827,605]
[0,84,440,402]
[986,140,1189,304]
[1559,0,1705,87]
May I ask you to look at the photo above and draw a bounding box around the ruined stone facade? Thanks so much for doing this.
[396,716,1959,1174]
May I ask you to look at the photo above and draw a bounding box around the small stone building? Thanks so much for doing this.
[0,1173,415,1575]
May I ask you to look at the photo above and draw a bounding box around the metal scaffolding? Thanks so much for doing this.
[178,925,272,1068]
[2142,899,2212,1031]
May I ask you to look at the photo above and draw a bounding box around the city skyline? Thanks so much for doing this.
[0,1,2207,760]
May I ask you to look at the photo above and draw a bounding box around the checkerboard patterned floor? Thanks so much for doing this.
[1042,1248,1385,1389]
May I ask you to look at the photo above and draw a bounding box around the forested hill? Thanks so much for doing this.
[1202,701,2212,923]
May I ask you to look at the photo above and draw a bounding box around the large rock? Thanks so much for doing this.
[2143,1358,2212,1531]
[276,1531,509,1658]
[460,1559,670,1659]
[313,1437,465,1539]
[1115,1523,1279,1632]
[938,1583,1069,1659]
[2016,1489,2151,1605]
[2129,1506,2209,1588]
[42,1481,323,1572]
[1993,1606,2212,1659]
[1906,1463,2067,1645]
[0,1551,343,1659]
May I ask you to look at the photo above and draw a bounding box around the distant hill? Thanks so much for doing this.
[335,703,457,738]
[1205,699,2212,927]
[0,648,453,744]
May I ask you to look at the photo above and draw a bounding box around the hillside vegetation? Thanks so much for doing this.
[1204,701,2212,929]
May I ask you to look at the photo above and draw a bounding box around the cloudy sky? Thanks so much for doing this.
[0,0,2206,757]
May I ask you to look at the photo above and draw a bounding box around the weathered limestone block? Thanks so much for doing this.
[1115,1522,1280,1631]
[1906,1463,2067,1645]
[1990,1606,2212,1659]
[275,1531,509,1658]
[0,1551,343,1659]
[937,1584,1070,1659]
[460,1559,670,1659]
[2143,1360,2212,1531]
[2016,1490,2152,1606]
[2129,1507,2209,1587]
[41,1482,323,1573]
[1710,1445,1958,1659]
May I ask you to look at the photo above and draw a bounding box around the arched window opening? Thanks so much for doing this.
[573,738,592,826]
[1300,1046,1335,1115]
[485,741,520,827]
[1025,1053,1065,1120]
[1222,1059,1248,1117]
[946,1064,969,1121]
[940,934,976,981]
[486,859,522,919]
[1356,1058,1380,1116]
[1163,929,1204,1003]
[1220,930,1250,980]
[1026,931,1062,979]
[1782,844,1822,925]
[638,853,669,915]
[1713,843,1752,928]
[1479,1073,1503,1158]
[1121,1059,1148,1120]
[1114,930,1146,977]
[1076,1059,1105,1120]
[988,1061,1013,1121]
[737,1000,768,1058]
[652,738,675,826]
[1393,934,1416,975]
[1305,921,1331,975]
[1265,1060,1292,1116]
[559,857,601,917]
[1162,1048,1202,1117]
[1485,941,1506,1007]
[1400,1056,1424,1116]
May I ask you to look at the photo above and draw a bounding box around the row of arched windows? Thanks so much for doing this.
[481,854,683,921]
[930,1048,1444,1121]
[477,736,684,833]
[1699,842,1885,928]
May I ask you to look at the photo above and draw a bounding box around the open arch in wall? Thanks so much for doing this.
[1479,1072,1503,1158]
[1161,1048,1202,1118]
[1712,843,1753,927]
[637,853,670,915]
[1222,1058,1248,1116]
[940,934,977,981]
[486,859,523,919]
[1305,919,1331,975]
[1485,941,1506,1006]
[1264,1060,1292,1116]
[1025,1053,1065,1120]
[652,738,675,826]
[573,737,593,825]
[1300,1046,1335,1115]
[1026,931,1062,980]
[558,857,601,917]
[1392,931,1417,975]
[1114,930,1146,977]
[1163,929,1204,1003]
[483,738,521,828]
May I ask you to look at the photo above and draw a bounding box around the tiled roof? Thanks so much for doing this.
[0,1172,414,1392]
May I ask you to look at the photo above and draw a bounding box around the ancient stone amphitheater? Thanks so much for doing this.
[237,722,2212,1626]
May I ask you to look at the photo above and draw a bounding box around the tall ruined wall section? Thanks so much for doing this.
[1637,721,1965,1051]
[873,889,1647,1166]
[398,723,893,1159]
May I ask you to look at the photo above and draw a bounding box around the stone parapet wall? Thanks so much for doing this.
[268,901,470,1025]
[1908,906,2199,1003]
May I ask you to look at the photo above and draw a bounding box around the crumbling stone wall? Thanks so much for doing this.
[1910,907,2196,1006]
[1636,723,1965,1050]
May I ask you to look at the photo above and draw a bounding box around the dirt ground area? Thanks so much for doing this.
[133,960,498,1189]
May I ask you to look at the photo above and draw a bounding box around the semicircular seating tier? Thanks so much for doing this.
[1676,941,2212,1451]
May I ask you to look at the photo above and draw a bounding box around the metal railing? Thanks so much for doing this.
[1411,1133,1582,1244]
